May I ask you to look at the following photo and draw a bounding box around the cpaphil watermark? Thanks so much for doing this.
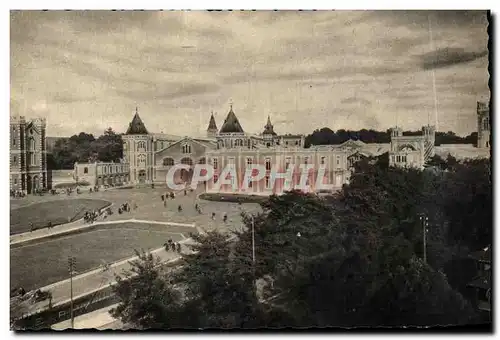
[165,163,339,193]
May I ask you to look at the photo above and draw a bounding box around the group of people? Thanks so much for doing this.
[10,190,26,198]
[83,210,101,224]
[118,202,132,214]
[164,239,182,253]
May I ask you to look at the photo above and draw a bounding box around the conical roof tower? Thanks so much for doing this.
[126,107,149,135]
[219,104,244,133]
[262,115,277,136]
[207,112,218,137]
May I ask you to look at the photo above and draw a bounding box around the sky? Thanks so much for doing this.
[10,10,490,137]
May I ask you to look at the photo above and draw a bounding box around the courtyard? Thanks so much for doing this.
[10,186,263,293]
[10,222,192,292]
[10,199,111,235]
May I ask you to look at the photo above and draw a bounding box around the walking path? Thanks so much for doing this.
[51,303,122,330]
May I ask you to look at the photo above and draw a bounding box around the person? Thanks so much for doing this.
[184,189,187,196]
[161,194,165,201]
[178,205,182,212]
[164,200,167,207]
[223,213,228,223]
[176,243,182,253]
[164,242,169,251]
[211,212,216,220]
[48,221,52,230]
[29,222,34,232]
[195,203,199,211]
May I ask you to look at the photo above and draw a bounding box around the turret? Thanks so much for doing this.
[207,112,218,138]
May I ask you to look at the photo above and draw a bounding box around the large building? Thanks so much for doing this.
[477,101,490,149]
[122,105,350,194]
[10,115,48,194]
[74,161,130,187]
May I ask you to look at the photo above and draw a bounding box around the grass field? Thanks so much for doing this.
[10,222,193,291]
[10,199,111,235]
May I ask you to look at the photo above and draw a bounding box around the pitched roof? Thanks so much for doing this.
[262,115,277,136]
[219,105,244,133]
[126,110,149,135]
[207,113,218,131]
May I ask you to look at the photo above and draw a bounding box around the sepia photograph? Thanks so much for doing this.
[9,9,491,331]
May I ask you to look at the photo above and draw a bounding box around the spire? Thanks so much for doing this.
[219,104,244,133]
[207,111,218,131]
[126,108,149,135]
[262,115,277,136]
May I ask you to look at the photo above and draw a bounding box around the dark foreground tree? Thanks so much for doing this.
[110,251,185,329]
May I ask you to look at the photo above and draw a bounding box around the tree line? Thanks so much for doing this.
[47,128,123,170]
[304,127,478,147]
[110,154,492,329]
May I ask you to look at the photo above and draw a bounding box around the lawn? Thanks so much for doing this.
[10,199,111,235]
[10,222,194,292]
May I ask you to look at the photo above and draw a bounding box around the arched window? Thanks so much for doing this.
[181,157,193,166]
[137,141,146,151]
[28,137,35,151]
[182,144,192,154]
[163,158,175,166]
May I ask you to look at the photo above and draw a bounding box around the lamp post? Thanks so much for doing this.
[68,256,76,328]
[419,215,429,263]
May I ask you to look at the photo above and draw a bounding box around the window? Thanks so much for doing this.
[182,144,192,154]
[295,141,298,145]
[12,138,15,146]
[285,141,289,146]
[104,166,107,174]
[13,156,17,164]
[138,155,146,166]
[391,155,395,163]
[14,178,17,184]
[266,142,271,147]
[181,157,193,166]
[265,158,271,171]
[214,174,219,183]
[213,158,218,170]
[84,167,88,174]
[137,141,146,151]
[336,156,340,166]
[321,156,325,165]
[402,155,407,163]
[285,157,291,170]
[163,158,175,166]
[265,176,270,189]
[246,157,253,167]
[235,139,242,147]
[28,138,35,151]
[396,155,401,163]
[304,157,308,165]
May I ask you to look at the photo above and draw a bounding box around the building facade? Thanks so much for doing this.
[388,125,436,169]
[74,161,130,187]
[121,105,351,195]
[10,115,48,194]
[477,101,490,149]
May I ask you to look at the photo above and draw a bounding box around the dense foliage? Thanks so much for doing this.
[304,127,478,147]
[111,156,491,329]
[48,128,123,169]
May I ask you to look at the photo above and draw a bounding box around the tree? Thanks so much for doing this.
[93,128,123,162]
[110,250,185,329]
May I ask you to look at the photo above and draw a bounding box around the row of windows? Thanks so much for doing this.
[392,155,408,163]
[162,157,206,166]
[212,155,341,170]
[212,175,314,190]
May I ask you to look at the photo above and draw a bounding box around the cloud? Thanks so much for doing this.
[419,47,488,70]
[10,10,489,137]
